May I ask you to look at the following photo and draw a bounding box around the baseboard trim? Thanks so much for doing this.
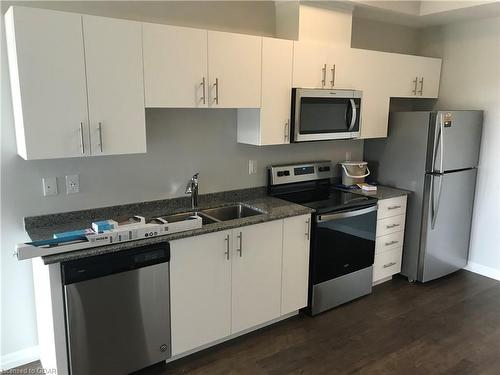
[1,345,39,371]
[464,262,500,281]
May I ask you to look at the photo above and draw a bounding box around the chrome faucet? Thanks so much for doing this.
[185,173,200,211]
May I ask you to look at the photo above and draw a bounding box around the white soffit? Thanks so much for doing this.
[350,0,500,27]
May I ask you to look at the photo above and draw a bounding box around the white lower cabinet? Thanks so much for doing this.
[169,230,232,356]
[282,214,311,315]
[231,221,283,333]
[373,195,407,284]
[170,215,311,356]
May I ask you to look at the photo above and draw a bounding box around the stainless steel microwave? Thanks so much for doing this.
[290,88,362,142]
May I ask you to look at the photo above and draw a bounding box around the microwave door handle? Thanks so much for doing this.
[347,99,357,131]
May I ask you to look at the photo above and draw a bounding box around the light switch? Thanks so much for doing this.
[42,177,58,196]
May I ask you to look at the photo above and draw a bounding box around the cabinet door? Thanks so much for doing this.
[386,53,441,98]
[326,46,359,89]
[207,31,261,108]
[419,57,441,98]
[143,23,208,108]
[231,221,283,333]
[83,16,146,156]
[282,215,311,315]
[292,41,328,88]
[170,231,232,355]
[260,37,293,145]
[5,7,90,159]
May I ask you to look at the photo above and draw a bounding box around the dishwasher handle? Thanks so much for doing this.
[62,242,170,285]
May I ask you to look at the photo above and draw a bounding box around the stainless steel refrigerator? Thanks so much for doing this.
[364,111,483,282]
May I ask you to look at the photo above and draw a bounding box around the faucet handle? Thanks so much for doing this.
[185,173,199,194]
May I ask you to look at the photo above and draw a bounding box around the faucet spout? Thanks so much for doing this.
[185,173,200,211]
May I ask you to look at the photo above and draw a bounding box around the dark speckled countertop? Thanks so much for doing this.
[24,187,313,264]
[336,185,410,200]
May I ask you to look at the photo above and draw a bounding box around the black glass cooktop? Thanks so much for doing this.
[276,188,377,214]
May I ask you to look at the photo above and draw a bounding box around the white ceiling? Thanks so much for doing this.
[347,0,500,27]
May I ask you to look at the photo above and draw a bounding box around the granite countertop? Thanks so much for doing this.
[24,187,313,264]
[337,185,411,200]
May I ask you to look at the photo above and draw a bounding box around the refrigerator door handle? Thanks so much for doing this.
[433,114,445,173]
[439,114,445,173]
[431,174,443,230]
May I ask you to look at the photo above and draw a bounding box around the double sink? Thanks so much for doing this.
[161,204,265,225]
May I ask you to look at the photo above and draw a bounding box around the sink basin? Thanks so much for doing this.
[200,204,264,222]
[159,212,217,225]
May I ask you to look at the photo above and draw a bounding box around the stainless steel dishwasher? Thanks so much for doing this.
[62,242,171,375]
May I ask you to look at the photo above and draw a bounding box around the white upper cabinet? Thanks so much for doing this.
[231,221,283,334]
[386,53,442,99]
[5,7,90,160]
[83,16,146,156]
[207,31,262,108]
[237,37,293,145]
[143,24,208,108]
[5,7,147,159]
[326,45,359,89]
[292,41,328,88]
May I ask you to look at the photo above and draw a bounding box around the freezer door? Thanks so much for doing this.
[428,111,483,173]
[419,169,477,282]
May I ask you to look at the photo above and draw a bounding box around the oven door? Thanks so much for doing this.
[311,205,377,285]
[291,88,361,142]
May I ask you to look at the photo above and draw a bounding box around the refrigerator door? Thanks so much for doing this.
[427,111,483,173]
[419,168,477,282]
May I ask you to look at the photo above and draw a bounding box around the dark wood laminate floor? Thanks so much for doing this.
[7,270,500,375]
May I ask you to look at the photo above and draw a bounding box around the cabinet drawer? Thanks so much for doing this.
[373,247,402,282]
[377,196,407,219]
[376,214,406,237]
[375,231,405,254]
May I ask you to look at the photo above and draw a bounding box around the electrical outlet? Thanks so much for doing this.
[248,160,257,175]
[345,151,352,161]
[42,177,58,196]
[65,174,80,194]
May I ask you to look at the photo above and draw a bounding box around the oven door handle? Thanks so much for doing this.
[316,205,377,223]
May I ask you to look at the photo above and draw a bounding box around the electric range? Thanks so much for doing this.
[268,161,378,315]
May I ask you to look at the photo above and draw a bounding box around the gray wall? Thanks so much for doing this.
[351,16,421,55]
[1,1,365,359]
[419,17,500,279]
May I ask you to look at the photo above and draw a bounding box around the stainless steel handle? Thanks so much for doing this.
[386,224,400,229]
[383,262,397,269]
[432,114,445,173]
[418,77,424,96]
[213,78,219,105]
[412,77,418,95]
[305,218,311,240]
[431,174,443,230]
[387,205,401,210]
[321,64,326,87]
[347,99,357,131]
[201,77,206,105]
[79,122,85,154]
[330,64,336,87]
[224,234,230,260]
[284,120,290,142]
[385,240,399,246]
[97,122,103,152]
[317,205,377,223]
[237,232,242,257]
